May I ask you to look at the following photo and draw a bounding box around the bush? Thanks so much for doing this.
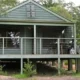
[13,74,27,79]
[60,68,67,75]
[64,60,68,65]
[0,65,4,74]
[0,65,7,75]
[64,59,75,65]
[23,59,37,77]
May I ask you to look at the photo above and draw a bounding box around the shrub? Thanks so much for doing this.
[64,60,68,65]
[13,74,27,79]
[23,59,37,77]
[60,68,67,75]
[0,65,7,75]
[64,59,75,65]
[0,65,4,75]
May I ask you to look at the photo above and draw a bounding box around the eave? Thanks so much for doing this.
[0,19,75,24]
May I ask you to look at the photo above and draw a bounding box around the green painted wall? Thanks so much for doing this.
[22,27,33,54]
[1,2,64,22]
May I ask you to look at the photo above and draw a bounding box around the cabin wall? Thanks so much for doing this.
[1,2,64,22]
[65,26,73,38]
[64,26,73,44]
[0,25,73,55]
[22,27,33,54]
[36,27,42,54]
[36,26,73,54]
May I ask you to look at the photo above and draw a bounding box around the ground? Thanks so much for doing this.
[0,75,80,80]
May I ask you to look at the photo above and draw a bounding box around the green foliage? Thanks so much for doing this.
[23,59,37,77]
[39,0,73,20]
[0,0,19,14]
[64,60,75,66]
[60,68,67,75]
[41,0,54,7]
[72,59,75,64]
[73,73,80,78]
[64,60,68,65]
[40,0,64,7]
[0,65,4,75]
[0,65,7,75]
[13,74,27,79]
[48,5,73,20]
[59,68,75,75]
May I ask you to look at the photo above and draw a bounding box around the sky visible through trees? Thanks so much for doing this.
[19,0,80,6]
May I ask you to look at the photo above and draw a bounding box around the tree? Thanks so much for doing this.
[64,2,80,38]
[39,0,54,7]
[49,5,73,20]
[63,2,79,20]
[0,0,19,14]
[39,0,73,20]
[39,0,65,7]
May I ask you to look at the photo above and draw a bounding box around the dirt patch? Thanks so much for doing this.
[0,75,80,80]
[0,75,17,80]
[25,76,80,80]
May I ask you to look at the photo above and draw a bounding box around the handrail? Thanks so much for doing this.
[0,37,79,55]
[0,37,78,39]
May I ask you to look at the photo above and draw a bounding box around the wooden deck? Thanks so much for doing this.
[0,54,80,59]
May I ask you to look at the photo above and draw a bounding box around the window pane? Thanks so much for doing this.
[26,5,35,18]
[27,12,31,17]
[31,12,35,17]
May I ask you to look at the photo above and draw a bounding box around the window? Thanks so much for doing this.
[26,5,35,18]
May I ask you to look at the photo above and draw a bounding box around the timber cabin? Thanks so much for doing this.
[0,0,78,74]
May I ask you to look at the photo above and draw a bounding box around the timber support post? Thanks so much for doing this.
[58,38,61,75]
[68,59,72,71]
[21,58,23,74]
[34,25,36,54]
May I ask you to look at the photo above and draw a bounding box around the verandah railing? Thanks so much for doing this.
[0,37,79,55]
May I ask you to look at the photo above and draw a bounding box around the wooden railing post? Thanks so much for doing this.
[21,38,23,55]
[74,24,76,53]
[21,58,23,74]
[58,38,60,55]
[3,38,4,55]
[40,38,42,55]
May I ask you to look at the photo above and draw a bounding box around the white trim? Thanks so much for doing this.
[0,22,73,27]
[0,18,70,22]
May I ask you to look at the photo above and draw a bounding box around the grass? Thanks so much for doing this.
[13,74,27,79]
[72,73,80,78]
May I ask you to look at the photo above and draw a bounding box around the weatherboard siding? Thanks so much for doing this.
[23,27,33,54]
[1,2,64,22]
